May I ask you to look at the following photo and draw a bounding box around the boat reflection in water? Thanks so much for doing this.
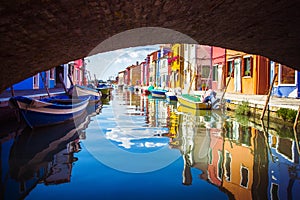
[1,110,93,200]
[168,106,300,199]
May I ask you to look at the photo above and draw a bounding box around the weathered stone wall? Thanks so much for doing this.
[1,0,300,92]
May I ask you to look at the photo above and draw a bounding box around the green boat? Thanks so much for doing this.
[96,82,113,98]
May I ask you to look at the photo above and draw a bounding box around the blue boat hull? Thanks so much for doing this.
[151,89,167,98]
[19,108,86,128]
[167,95,177,101]
[10,96,90,128]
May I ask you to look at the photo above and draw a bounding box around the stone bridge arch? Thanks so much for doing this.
[1,0,299,92]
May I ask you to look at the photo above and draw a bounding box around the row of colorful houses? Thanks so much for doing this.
[6,59,88,91]
[117,44,300,98]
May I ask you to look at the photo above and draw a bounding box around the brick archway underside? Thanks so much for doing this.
[1,0,300,92]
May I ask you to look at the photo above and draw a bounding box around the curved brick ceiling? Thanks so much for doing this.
[0,0,299,92]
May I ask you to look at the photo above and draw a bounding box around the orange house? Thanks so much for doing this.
[222,122,268,199]
[225,50,270,94]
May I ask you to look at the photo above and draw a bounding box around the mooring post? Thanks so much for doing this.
[40,73,50,97]
[220,66,235,106]
[260,74,277,120]
[293,105,300,129]
[59,73,68,94]
[10,86,15,97]
[260,119,275,162]
[293,105,300,154]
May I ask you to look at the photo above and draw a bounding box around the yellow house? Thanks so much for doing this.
[225,49,270,94]
[170,44,184,89]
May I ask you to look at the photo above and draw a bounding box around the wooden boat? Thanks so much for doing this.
[177,94,211,110]
[9,95,90,128]
[177,105,211,116]
[96,83,113,98]
[150,89,168,98]
[70,85,101,103]
[165,91,177,101]
[127,85,135,92]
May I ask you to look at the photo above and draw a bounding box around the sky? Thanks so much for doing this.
[85,45,161,81]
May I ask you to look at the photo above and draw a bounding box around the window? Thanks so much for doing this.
[217,150,223,180]
[227,60,234,77]
[240,166,249,188]
[50,68,55,79]
[274,63,279,85]
[281,65,295,84]
[202,65,210,79]
[225,151,231,182]
[208,148,212,165]
[240,127,252,146]
[243,57,252,76]
[166,75,169,85]
[212,65,218,81]
[271,183,279,200]
[33,74,39,89]
[274,63,296,85]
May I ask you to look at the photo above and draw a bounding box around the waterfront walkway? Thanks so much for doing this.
[194,91,300,111]
[0,88,65,102]
[222,92,300,111]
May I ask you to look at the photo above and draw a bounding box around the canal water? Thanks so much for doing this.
[1,89,300,199]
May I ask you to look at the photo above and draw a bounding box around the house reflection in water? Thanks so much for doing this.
[268,133,300,200]
[169,110,214,185]
[44,140,81,185]
[221,121,269,199]
[0,111,90,200]
[168,109,300,199]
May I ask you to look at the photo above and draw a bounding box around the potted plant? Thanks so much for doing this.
[244,70,251,76]
[201,83,207,91]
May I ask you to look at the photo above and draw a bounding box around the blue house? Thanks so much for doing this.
[268,135,300,200]
[6,65,70,91]
[270,61,300,98]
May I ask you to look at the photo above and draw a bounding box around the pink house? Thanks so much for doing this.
[140,61,148,87]
[212,47,226,91]
[69,59,85,86]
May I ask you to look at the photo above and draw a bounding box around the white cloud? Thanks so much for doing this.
[144,142,167,148]
[105,127,168,149]
[128,51,139,58]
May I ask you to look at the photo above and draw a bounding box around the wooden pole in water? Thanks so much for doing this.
[293,105,300,154]
[59,73,68,94]
[10,86,15,97]
[187,73,196,94]
[40,73,50,97]
[260,74,277,120]
[220,65,235,104]
[260,119,275,162]
[294,105,300,129]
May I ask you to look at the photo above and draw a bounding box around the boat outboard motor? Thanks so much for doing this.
[210,90,220,109]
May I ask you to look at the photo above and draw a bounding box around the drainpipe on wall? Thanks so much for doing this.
[255,56,259,94]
